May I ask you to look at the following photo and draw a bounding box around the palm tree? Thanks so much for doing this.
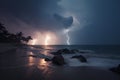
[0,23,10,42]
[26,36,32,43]
[16,32,23,43]
[22,36,32,43]
[0,23,6,32]
[8,33,17,43]
[0,22,33,44]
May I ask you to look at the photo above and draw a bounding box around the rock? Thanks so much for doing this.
[44,58,51,61]
[51,48,81,55]
[57,48,71,54]
[51,48,73,55]
[52,55,65,65]
[110,64,120,74]
[62,48,71,53]
[79,51,86,53]
[71,49,79,53]
[71,55,87,62]
[50,52,61,55]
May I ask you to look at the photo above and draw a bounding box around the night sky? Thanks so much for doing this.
[0,0,120,45]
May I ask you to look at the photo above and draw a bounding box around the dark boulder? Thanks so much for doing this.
[71,55,87,62]
[52,55,65,65]
[110,64,120,74]
[50,48,71,55]
[50,52,61,55]
[71,49,79,53]
[51,48,79,55]
[79,51,86,53]
[58,48,71,54]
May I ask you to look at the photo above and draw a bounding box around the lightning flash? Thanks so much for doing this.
[63,15,80,45]
[64,29,70,45]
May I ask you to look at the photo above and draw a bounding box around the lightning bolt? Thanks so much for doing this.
[66,31,70,45]
[64,29,70,45]
[63,15,80,45]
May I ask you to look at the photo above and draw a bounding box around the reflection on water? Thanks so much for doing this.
[28,52,35,66]
[42,49,48,55]
[28,51,50,67]
[29,56,34,66]
[40,59,47,65]
[43,45,54,51]
[28,47,53,76]
[42,45,54,57]
[38,59,53,77]
[38,59,49,70]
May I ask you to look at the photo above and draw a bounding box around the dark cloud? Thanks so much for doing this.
[68,0,120,45]
[0,0,120,44]
[53,13,73,28]
[0,0,66,31]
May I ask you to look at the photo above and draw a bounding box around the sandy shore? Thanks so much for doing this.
[0,65,120,80]
[0,43,17,53]
[0,45,120,80]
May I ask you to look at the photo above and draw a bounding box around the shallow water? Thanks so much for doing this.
[29,45,120,69]
[0,45,120,69]
[0,45,120,80]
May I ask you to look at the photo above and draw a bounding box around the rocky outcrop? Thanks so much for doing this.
[71,49,80,53]
[51,48,79,55]
[51,48,94,55]
[52,55,65,65]
[71,55,87,62]
[110,64,120,74]
[57,48,72,54]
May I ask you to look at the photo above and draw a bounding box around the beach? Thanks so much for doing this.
[0,44,120,80]
[0,64,120,80]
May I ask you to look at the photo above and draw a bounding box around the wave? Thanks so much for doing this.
[27,45,120,69]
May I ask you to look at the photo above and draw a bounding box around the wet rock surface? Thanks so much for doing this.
[71,55,87,62]
[52,55,65,65]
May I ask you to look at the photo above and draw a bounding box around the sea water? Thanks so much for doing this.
[29,45,120,69]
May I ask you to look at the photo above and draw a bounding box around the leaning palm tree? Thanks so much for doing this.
[16,32,23,43]
[0,22,33,44]
[0,23,10,42]
[26,36,32,43]
[22,36,32,43]
[0,23,7,33]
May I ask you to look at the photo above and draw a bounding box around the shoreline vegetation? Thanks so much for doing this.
[0,22,32,53]
[0,22,32,45]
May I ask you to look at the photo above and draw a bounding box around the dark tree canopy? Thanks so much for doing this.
[0,22,32,44]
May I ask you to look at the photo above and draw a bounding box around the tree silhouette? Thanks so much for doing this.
[0,23,7,33]
[25,36,32,43]
[0,22,32,44]
[0,23,9,42]
[22,36,32,43]
[16,32,23,43]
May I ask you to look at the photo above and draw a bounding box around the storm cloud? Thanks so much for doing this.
[0,0,69,31]
[0,0,120,45]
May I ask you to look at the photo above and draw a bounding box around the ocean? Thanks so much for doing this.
[0,45,120,80]
[28,45,120,69]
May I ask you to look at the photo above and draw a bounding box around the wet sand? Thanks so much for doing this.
[0,46,120,80]
[0,65,120,80]
[0,43,16,53]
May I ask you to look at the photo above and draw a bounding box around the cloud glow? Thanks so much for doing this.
[28,31,58,45]
[45,34,51,45]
